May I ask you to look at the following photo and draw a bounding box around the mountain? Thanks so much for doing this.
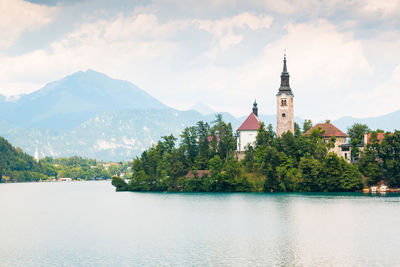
[333,110,400,132]
[0,69,314,161]
[0,70,249,161]
[2,109,241,161]
[189,102,216,115]
[0,70,167,129]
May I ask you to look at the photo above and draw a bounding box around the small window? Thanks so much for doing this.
[282,113,286,117]
[345,153,348,159]
[281,99,287,106]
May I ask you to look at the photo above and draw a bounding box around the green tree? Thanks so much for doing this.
[379,131,400,186]
[299,155,323,191]
[358,144,382,185]
[302,119,313,133]
[208,155,223,177]
[112,177,128,191]
[180,126,199,166]
[347,123,370,161]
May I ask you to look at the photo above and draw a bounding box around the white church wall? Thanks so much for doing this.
[237,130,257,152]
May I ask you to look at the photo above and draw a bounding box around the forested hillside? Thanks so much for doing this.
[0,136,53,182]
[0,137,126,182]
[112,116,367,192]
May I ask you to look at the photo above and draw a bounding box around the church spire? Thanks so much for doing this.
[277,53,293,96]
[283,53,288,73]
[252,99,258,117]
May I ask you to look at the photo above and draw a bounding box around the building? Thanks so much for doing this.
[364,132,386,145]
[304,122,351,162]
[276,55,294,137]
[186,170,211,178]
[236,101,261,156]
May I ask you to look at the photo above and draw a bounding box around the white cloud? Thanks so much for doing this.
[0,0,58,49]
[361,64,400,117]
[360,0,400,18]
[194,12,273,52]
[0,11,273,96]
[0,3,399,123]
[180,19,372,120]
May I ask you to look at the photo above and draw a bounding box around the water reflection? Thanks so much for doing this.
[0,182,400,266]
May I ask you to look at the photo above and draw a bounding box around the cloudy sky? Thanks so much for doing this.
[1,0,400,121]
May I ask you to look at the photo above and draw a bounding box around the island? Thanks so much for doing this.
[112,115,400,193]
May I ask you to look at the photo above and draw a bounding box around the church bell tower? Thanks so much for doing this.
[276,54,294,137]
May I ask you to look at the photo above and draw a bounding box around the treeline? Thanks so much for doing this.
[0,136,50,182]
[112,115,365,192]
[358,131,400,187]
[42,156,129,181]
[0,136,128,182]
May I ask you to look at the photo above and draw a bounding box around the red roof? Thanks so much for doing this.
[238,112,260,131]
[365,132,387,144]
[186,170,211,178]
[304,122,348,138]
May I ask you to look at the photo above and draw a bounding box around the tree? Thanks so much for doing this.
[379,131,400,186]
[208,155,223,177]
[299,155,323,191]
[339,163,363,191]
[210,115,236,161]
[180,126,199,166]
[196,121,211,169]
[347,123,370,161]
[302,119,313,133]
[112,177,128,191]
[256,122,275,147]
[358,144,382,185]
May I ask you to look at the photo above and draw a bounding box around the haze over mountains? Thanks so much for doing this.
[0,70,398,161]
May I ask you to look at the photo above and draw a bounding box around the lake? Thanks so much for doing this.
[1,181,400,266]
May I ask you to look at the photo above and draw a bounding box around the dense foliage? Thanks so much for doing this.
[0,136,127,182]
[42,157,129,180]
[0,136,50,182]
[114,116,364,192]
[358,130,400,187]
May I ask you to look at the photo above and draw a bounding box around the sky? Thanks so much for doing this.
[0,0,400,122]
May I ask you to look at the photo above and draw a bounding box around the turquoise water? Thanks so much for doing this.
[1,181,400,266]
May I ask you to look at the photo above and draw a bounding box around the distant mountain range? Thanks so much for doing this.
[190,102,216,115]
[0,70,167,129]
[332,110,400,132]
[0,70,398,161]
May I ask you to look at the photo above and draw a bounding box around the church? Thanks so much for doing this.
[236,55,294,159]
[236,54,350,162]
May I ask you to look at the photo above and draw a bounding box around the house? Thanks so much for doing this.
[363,132,387,145]
[186,170,211,178]
[236,101,260,161]
[58,177,72,182]
[304,122,351,162]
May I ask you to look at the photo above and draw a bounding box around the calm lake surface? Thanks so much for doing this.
[1,181,400,266]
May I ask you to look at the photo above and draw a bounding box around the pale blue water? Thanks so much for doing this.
[1,181,400,266]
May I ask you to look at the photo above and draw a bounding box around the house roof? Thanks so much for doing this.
[237,112,260,131]
[304,122,348,138]
[186,170,211,178]
[365,132,386,144]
